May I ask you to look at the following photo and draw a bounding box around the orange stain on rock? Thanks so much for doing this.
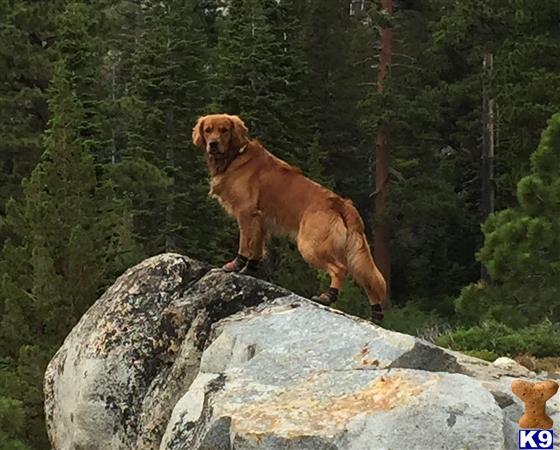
[221,372,439,439]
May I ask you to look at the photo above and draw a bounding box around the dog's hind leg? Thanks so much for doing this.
[297,210,347,305]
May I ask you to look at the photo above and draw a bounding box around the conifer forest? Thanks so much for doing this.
[1,0,560,447]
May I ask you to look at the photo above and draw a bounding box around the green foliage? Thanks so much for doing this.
[269,239,321,299]
[0,0,63,222]
[437,320,560,358]
[0,396,29,450]
[431,0,560,208]
[217,0,314,160]
[0,60,141,449]
[461,350,500,362]
[304,0,372,209]
[457,113,560,327]
[115,0,236,259]
[360,1,481,308]
[383,302,446,337]
[334,278,371,320]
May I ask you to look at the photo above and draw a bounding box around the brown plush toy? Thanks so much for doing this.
[511,380,559,429]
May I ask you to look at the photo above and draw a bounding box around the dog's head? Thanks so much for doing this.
[192,114,249,157]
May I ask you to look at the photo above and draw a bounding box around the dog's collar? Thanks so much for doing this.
[208,143,249,176]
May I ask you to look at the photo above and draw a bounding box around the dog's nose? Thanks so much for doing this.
[209,141,219,152]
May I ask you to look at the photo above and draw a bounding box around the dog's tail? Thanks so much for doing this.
[330,198,387,307]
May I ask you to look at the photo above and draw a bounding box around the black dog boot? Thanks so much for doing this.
[371,303,384,324]
[222,254,248,273]
[312,287,339,306]
[238,258,260,277]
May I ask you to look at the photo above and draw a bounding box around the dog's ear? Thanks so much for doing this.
[192,116,206,149]
[229,115,249,151]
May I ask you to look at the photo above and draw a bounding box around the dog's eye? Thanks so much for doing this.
[220,128,229,133]
[204,127,212,133]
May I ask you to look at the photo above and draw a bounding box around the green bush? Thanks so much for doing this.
[436,319,560,358]
[0,397,29,450]
[383,301,447,337]
[462,349,500,362]
[332,277,371,320]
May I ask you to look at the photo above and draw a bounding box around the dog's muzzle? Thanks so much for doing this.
[208,141,220,155]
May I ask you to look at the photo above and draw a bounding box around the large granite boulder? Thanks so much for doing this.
[44,254,288,450]
[44,254,559,450]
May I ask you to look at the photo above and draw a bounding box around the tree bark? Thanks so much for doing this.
[481,53,495,282]
[165,19,176,252]
[374,0,393,306]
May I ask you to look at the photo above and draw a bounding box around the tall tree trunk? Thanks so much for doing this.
[165,107,175,252]
[110,56,117,165]
[481,52,495,282]
[374,0,393,306]
[165,20,175,252]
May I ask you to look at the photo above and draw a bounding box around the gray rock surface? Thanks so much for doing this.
[44,254,288,450]
[44,253,560,450]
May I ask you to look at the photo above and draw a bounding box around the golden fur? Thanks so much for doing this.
[192,113,386,306]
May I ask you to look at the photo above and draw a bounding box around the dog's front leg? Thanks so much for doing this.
[223,209,264,274]
[238,209,264,261]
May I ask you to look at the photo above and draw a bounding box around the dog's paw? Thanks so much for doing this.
[222,256,247,273]
[311,288,339,306]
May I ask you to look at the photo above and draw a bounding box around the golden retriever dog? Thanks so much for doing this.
[192,114,387,322]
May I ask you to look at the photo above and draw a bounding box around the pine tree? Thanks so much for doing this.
[0,0,64,235]
[217,0,314,162]
[55,1,125,165]
[0,397,28,449]
[0,61,140,450]
[304,0,371,198]
[430,0,560,210]
[457,112,560,327]
[353,1,484,314]
[372,0,393,304]
[105,0,226,260]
